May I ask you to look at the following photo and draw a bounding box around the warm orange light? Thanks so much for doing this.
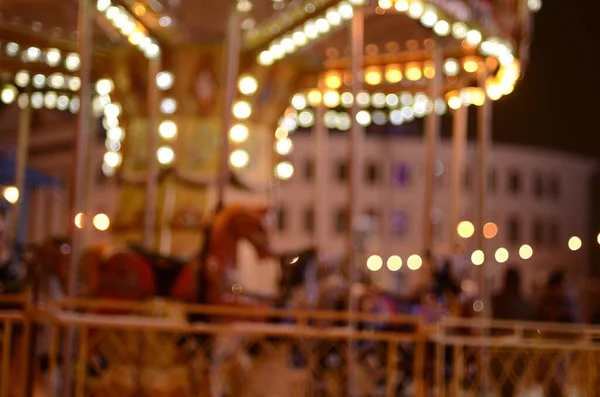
[405,64,422,81]
[133,3,146,16]
[364,68,382,85]
[384,65,402,83]
[471,88,486,106]
[483,222,498,239]
[324,72,342,89]
[463,60,479,73]
[74,213,84,229]
[423,62,435,79]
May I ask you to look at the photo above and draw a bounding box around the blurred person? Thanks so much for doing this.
[491,267,533,397]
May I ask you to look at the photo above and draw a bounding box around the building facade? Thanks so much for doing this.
[271,131,597,295]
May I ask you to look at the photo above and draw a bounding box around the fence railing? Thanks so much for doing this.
[1,296,600,396]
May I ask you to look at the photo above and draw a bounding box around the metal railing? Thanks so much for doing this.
[1,296,600,396]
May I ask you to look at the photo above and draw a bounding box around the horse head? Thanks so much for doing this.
[213,204,272,259]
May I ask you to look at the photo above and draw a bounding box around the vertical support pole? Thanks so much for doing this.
[347,5,364,396]
[421,42,443,270]
[64,0,94,395]
[476,72,493,393]
[313,78,328,253]
[144,56,161,250]
[217,3,241,209]
[9,91,32,243]
[449,105,468,252]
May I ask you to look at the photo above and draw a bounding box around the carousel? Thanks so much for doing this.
[0,0,545,396]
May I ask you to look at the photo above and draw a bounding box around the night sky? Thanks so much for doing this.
[494,0,600,160]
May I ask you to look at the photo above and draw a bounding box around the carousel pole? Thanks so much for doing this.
[9,89,32,244]
[63,0,94,395]
[347,4,364,396]
[476,71,492,392]
[449,105,468,251]
[216,1,241,210]
[313,77,328,253]
[144,56,161,250]
[421,41,443,270]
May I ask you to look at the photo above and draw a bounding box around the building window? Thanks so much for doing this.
[507,216,520,243]
[365,162,380,184]
[304,207,314,233]
[533,173,544,198]
[532,219,544,245]
[548,220,560,245]
[392,163,410,187]
[488,168,497,193]
[335,208,348,234]
[549,176,561,200]
[276,208,286,232]
[508,170,521,195]
[336,161,348,182]
[364,209,380,233]
[304,159,314,181]
[390,210,408,237]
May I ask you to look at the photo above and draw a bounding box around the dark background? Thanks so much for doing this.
[495,0,600,159]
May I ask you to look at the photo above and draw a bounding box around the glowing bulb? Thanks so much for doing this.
[366,255,383,271]
[107,127,125,141]
[160,98,177,114]
[65,53,81,71]
[158,120,177,140]
[568,236,582,251]
[96,79,114,95]
[238,75,258,95]
[156,71,174,90]
[15,71,30,87]
[483,222,498,239]
[229,124,249,143]
[103,151,122,168]
[1,85,18,104]
[444,59,459,76]
[74,213,84,229]
[275,161,294,180]
[275,138,293,155]
[466,29,483,45]
[93,213,110,231]
[364,69,382,85]
[519,244,533,260]
[323,91,340,108]
[394,0,409,11]
[229,149,250,168]
[433,20,450,36]
[258,51,274,66]
[356,110,371,126]
[157,146,175,165]
[307,90,322,106]
[407,255,422,270]
[232,100,252,119]
[2,186,19,204]
[387,255,402,271]
[495,248,509,263]
[291,93,307,110]
[325,73,342,89]
[471,250,484,266]
[457,221,475,239]
[452,22,468,39]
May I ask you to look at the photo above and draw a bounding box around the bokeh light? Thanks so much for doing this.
[519,244,533,260]
[386,255,402,271]
[483,222,498,239]
[407,254,422,270]
[366,255,383,271]
[457,221,475,239]
[495,247,509,263]
[568,236,582,251]
[2,186,19,204]
[93,213,110,231]
[471,250,484,266]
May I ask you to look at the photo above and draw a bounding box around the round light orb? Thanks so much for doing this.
[448,96,462,110]
[444,59,459,76]
[340,92,354,107]
[356,110,371,126]
[387,255,402,271]
[471,250,485,266]
[65,53,81,71]
[93,213,110,231]
[298,110,314,127]
[104,103,121,118]
[292,30,308,46]
[45,48,62,67]
[338,2,353,19]
[336,112,351,131]
[451,22,468,39]
[229,149,250,168]
[407,1,424,18]
[44,91,58,109]
[160,98,177,114]
[156,71,174,90]
[307,89,322,106]
[107,127,125,141]
[1,85,18,104]
[275,161,294,180]
[356,92,370,107]
[389,110,403,125]
[69,96,80,113]
[473,300,484,312]
[274,127,288,140]
[326,9,342,26]
[323,90,340,108]
[291,93,307,110]
[102,163,116,177]
[96,79,114,95]
[483,222,498,239]
[406,255,422,270]
[433,20,450,36]
[466,29,483,46]
[32,74,46,89]
[371,93,386,108]
[103,151,122,168]
[315,18,330,34]
[57,95,70,111]
[2,186,19,204]
[26,47,41,61]
[275,138,293,155]
[405,65,422,81]
[232,100,252,119]
[385,93,399,107]
[238,75,258,95]
[420,8,438,27]
[281,37,296,53]
[159,120,178,140]
[156,146,175,165]
[159,16,172,27]
[457,221,475,239]
[528,0,542,12]
[378,0,392,9]
[519,244,533,260]
[384,66,402,83]
[229,124,249,143]
[74,213,84,229]
[31,92,44,109]
[325,73,342,90]
[568,236,582,251]
[48,73,65,89]
[364,69,382,85]
[144,43,161,59]
[97,0,111,11]
[15,71,30,87]
[258,51,274,66]
[394,0,409,11]
[495,248,509,263]
[280,116,297,132]
[372,111,387,125]
[366,255,383,271]
[597,232,600,245]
